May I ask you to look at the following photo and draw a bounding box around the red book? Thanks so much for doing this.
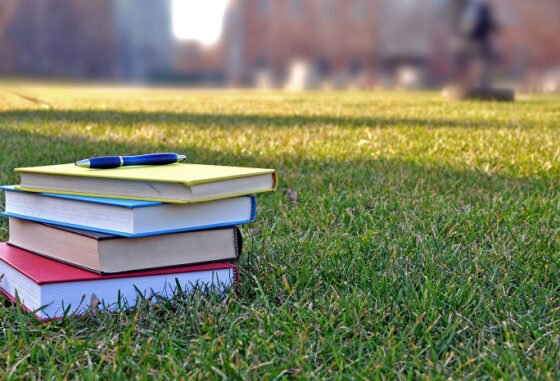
[0,243,237,319]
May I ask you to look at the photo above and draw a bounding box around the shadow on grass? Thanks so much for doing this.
[0,127,556,233]
[0,124,555,199]
[0,109,526,129]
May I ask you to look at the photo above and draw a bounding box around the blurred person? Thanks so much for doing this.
[454,0,499,89]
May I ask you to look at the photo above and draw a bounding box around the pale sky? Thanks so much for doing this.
[172,0,230,45]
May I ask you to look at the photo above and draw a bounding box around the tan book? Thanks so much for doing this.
[8,218,242,274]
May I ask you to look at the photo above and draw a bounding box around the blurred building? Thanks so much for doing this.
[114,0,174,80]
[377,0,447,88]
[0,0,173,80]
[493,0,560,75]
[0,0,116,78]
[0,0,559,88]
[223,0,380,87]
[174,41,225,85]
[221,0,442,88]
[219,0,560,88]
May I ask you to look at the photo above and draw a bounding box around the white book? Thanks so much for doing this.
[1,186,256,237]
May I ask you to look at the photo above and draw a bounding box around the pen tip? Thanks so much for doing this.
[177,154,187,161]
[75,159,90,168]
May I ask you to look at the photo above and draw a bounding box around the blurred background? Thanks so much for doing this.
[0,0,559,91]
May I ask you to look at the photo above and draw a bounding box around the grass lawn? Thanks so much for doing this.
[0,84,558,379]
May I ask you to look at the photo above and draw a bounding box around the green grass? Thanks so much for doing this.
[0,85,558,379]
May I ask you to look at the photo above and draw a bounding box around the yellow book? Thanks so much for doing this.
[15,163,277,203]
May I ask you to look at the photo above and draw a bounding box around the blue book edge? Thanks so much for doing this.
[249,195,257,221]
[1,208,256,238]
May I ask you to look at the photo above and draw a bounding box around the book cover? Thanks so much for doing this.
[16,162,275,185]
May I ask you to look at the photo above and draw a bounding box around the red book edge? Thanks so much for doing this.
[0,243,236,285]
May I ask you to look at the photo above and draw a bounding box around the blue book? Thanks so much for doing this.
[1,186,256,237]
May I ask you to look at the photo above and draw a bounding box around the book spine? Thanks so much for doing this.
[249,196,257,221]
[233,227,242,260]
[271,172,278,190]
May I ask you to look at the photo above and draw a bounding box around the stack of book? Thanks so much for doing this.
[0,162,276,319]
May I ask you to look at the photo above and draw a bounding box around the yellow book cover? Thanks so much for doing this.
[16,163,275,185]
[15,163,277,203]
